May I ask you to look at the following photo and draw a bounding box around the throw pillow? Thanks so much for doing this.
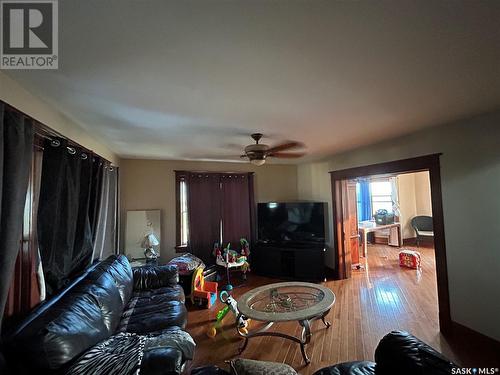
[229,358,298,375]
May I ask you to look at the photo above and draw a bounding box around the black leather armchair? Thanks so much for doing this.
[314,331,456,375]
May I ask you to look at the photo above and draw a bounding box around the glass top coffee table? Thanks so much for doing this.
[237,281,335,364]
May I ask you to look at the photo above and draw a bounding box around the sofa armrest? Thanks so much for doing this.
[140,347,183,375]
[133,265,179,291]
[374,330,456,375]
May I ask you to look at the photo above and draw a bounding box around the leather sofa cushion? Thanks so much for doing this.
[141,347,184,375]
[8,292,109,370]
[85,255,134,307]
[73,271,123,334]
[118,286,187,334]
[134,284,186,303]
[313,361,376,375]
[133,264,179,290]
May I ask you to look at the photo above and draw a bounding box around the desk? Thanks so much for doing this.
[358,221,402,257]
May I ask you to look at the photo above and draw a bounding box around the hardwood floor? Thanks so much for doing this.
[184,244,499,373]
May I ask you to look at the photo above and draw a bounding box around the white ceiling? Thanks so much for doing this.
[7,0,500,163]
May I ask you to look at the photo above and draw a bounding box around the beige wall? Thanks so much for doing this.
[297,110,500,341]
[397,173,417,239]
[296,161,334,267]
[397,171,431,239]
[414,171,432,216]
[0,72,119,165]
[120,159,298,262]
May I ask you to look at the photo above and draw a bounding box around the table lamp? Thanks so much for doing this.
[141,232,160,261]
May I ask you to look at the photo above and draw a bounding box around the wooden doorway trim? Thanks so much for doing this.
[334,180,350,279]
[330,153,451,334]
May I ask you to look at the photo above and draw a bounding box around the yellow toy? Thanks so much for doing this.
[206,289,250,338]
[191,267,218,308]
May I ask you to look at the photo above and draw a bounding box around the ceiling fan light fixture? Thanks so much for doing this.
[250,158,266,166]
[245,143,268,153]
[240,132,305,165]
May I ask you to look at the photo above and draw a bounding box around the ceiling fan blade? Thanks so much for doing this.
[268,152,306,158]
[266,141,304,153]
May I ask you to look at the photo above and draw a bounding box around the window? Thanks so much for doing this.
[179,178,189,246]
[176,173,189,249]
[370,180,393,214]
[175,171,254,257]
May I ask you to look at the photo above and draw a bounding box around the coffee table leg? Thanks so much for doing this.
[321,310,331,328]
[237,321,274,354]
[299,319,311,364]
[238,316,331,365]
[238,337,249,353]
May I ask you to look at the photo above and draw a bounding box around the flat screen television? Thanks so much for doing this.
[257,202,326,245]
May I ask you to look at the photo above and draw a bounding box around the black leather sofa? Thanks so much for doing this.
[1,255,194,375]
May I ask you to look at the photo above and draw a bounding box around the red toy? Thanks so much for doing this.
[191,268,218,308]
[399,249,421,269]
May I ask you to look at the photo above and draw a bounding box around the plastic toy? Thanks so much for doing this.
[206,289,250,338]
[191,267,218,308]
[399,249,421,269]
[240,238,250,257]
[213,242,222,260]
[213,240,251,285]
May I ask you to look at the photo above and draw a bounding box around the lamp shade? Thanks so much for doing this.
[141,233,159,248]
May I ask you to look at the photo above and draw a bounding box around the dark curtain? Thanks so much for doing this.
[37,139,101,295]
[0,104,34,333]
[221,173,252,247]
[93,165,118,261]
[89,157,104,241]
[248,174,256,244]
[187,173,221,263]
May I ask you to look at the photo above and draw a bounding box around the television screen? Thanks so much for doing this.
[257,202,325,244]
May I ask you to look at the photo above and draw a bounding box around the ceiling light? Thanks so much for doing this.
[250,158,266,166]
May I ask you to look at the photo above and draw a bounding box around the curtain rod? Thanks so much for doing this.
[1,99,114,166]
[174,170,255,175]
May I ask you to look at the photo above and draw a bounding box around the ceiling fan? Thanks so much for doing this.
[240,133,305,166]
